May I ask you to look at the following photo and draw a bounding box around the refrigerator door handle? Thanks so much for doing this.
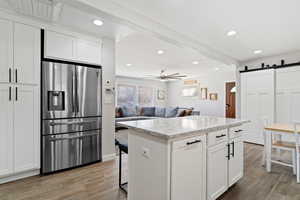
[49,120,98,126]
[72,68,76,113]
[75,68,79,113]
[49,132,100,141]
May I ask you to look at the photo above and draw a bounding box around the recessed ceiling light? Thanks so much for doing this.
[254,50,263,54]
[227,30,237,36]
[126,63,132,67]
[215,67,220,71]
[93,19,103,26]
[192,61,199,65]
[157,50,164,55]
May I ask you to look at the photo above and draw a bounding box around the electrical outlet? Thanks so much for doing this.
[142,147,150,158]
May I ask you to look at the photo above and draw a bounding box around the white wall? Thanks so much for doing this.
[116,76,167,107]
[101,38,116,160]
[167,71,235,117]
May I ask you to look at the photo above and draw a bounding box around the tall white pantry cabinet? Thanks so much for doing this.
[0,18,40,180]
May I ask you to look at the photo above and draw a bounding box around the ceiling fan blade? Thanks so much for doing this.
[166,73,180,76]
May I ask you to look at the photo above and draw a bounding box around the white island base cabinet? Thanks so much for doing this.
[127,126,245,200]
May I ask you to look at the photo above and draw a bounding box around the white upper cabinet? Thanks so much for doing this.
[45,30,75,61]
[14,23,40,85]
[0,85,14,177]
[0,19,13,83]
[13,85,39,173]
[45,30,102,65]
[76,39,101,65]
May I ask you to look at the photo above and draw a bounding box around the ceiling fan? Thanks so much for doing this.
[147,70,187,80]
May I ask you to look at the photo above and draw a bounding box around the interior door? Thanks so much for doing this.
[228,138,244,187]
[0,19,13,83]
[76,66,102,117]
[207,142,228,200]
[226,82,236,118]
[14,23,40,84]
[241,70,275,145]
[14,85,39,173]
[0,85,14,176]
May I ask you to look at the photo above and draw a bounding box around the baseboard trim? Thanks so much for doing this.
[102,153,116,162]
[0,169,40,184]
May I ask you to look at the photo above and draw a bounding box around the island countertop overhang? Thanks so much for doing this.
[117,116,250,140]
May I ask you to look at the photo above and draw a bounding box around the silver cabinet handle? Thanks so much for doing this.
[15,69,18,83]
[9,68,12,83]
[9,86,11,101]
[15,87,18,101]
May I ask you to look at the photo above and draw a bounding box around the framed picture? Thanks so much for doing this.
[200,88,208,100]
[209,93,218,101]
[157,89,166,100]
[182,86,198,97]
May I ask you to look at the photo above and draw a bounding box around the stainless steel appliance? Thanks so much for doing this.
[41,61,102,174]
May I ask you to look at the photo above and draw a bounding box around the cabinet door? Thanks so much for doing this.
[207,142,228,200]
[45,30,75,61]
[14,23,40,85]
[0,19,13,83]
[171,136,206,200]
[76,39,101,65]
[228,138,244,187]
[0,85,14,176]
[14,85,39,173]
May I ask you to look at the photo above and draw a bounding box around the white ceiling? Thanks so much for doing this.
[0,0,134,39]
[116,33,234,78]
[0,0,235,79]
[111,0,300,62]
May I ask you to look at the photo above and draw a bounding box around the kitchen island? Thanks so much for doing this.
[117,116,250,200]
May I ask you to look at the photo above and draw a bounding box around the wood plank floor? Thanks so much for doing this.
[0,143,300,200]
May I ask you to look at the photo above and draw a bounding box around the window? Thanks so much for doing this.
[138,86,154,106]
[116,84,137,106]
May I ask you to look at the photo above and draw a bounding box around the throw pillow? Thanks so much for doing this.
[165,107,178,118]
[115,107,123,118]
[121,106,137,117]
[185,109,193,116]
[155,107,166,117]
[176,109,186,117]
[141,107,155,116]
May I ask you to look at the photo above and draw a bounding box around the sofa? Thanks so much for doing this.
[115,106,200,123]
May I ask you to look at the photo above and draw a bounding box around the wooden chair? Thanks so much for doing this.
[263,118,296,174]
[294,122,300,183]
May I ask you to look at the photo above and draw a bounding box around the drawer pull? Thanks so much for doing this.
[186,140,201,145]
[216,134,226,138]
[234,129,243,133]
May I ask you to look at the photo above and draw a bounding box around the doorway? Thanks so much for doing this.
[226,82,236,118]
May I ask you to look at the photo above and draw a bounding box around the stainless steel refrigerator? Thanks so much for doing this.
[41,61,102,174]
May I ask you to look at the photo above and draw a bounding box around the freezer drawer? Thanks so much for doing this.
[42,130,102,174]
[42,117,102,135]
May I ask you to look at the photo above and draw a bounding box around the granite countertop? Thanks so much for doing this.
[117,116,250,140]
